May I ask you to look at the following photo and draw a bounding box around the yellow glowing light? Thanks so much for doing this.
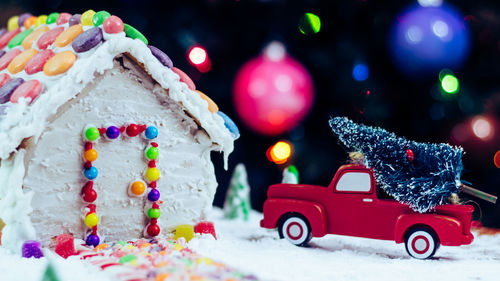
[268,141,292,164]
[188,47,208,65]
[471,117,493,140]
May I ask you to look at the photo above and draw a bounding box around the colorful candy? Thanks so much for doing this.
[145,146,159,160]
[24,16,37,29]
[0,73,11,88]
[147,208,161,219]
[84,149,98,162]
[0,50,4,59]
[148,45,173,68]
[86,234,100,247]
[174,225,195,242]
[46,12,60,24]
[43,50,76,76]
[54,24,83,47]
[0,49,21,71]
[69,14,81,26]
[129,180,146,196]
[10,80,42,103]
[18,13,33,27]
[22,26,50,49]
[126,124,141,137]
[123,23,148,45]
[7,16,19,31]
[0,78,24,104]
[81,10,96,26]
[56,13,72,25]
[72,27,103,53]
[0,29,21,49]
[84,213,99,228]
[8,49,37,74]
[7,28,33,48]
[217,111,240,139]
[37,26,64,49]
[34,15,47,28]
[93,11,111,26]
[195,90,218,113]
[84,125,100,141]
[106,126,120,139]
[21,240,43,259]
[82,187,97,203]
[25,49,55,75]
[146,222,160,237]
[103,16,124,34]
[171,67,196,90]
[144,126,158,139]
[55,234,76,259]
[84,166,98,180]
[119,254,137,264]
[145,167,160,182]
[194,221,217,239]
[0,28,6,38]
[148,189,160,202]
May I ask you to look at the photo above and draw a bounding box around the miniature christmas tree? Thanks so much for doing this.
[41,260,60,281]
[223,163,251,221]
[329,117,477,212]
[282,165,299,184]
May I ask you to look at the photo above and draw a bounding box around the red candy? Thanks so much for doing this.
[126,124,140,137]
[25,50,55,75]
[147,223,160,237]
[0,49,22,71]
[82,187,97,203]
[103,16,124,34]
[55,234,76,259]
[171,67,196,90]
[56,13,72,25]
[37,27,65,50]
[0,29,20,49]
[194,221,217,239]
[0,73,11,88]
[10,80,42,103]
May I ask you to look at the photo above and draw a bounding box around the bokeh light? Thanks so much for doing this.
[298,13,321,35]
[441,74,459,94]
[471,116,494,140]
[352,63,369,81]
[494,150,500,168]
[188,46,208,65]
[267,141,293,164]
[418,0,443,7]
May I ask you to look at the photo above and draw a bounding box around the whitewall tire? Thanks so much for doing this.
[405,227,439,259]
[278,215,312,246]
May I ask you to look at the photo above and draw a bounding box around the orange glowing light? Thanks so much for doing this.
[267,141,293,164]
[494,150,500,169]
[188,47,208,65]
[471,116,494,140]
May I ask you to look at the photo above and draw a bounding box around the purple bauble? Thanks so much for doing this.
[22,240,44,258]
[106,126,120,139]
[86,234,100,247]
[148,189,160,202]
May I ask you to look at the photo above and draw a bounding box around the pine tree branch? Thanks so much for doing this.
[459,184,497,204]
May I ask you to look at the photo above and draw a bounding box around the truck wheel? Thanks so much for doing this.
[404,227,439,259]
[278,214,312,246]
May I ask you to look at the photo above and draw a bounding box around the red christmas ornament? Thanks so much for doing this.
[406,149,414,162]
[126,124,140,137]
[147,222,160,237]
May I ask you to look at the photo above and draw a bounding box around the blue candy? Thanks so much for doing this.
[144,126,158,139]
[217,111,240,140]
[84,166,98,180]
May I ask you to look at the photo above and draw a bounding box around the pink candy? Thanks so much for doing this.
[171,67,196,90]
[25,50,55,75]
[0,28,20,49]
[0,73,11,88]
[194,221,217,239]
[10,80,42,103]
[0,49,22,71]
[57,13,72,25]
[103,16,124,34]
[37,27,65,50]
[55,234,76,259]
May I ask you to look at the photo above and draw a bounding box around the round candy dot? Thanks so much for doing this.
[43,50,76,76]
[81,10,96,26]
[69,14,81,26]
[126,124,140,137]
[195,90,219,113]
[7,28,33,48]
[25,49,55,75]
[105,126,120,139]
[146,223,160,237]
[46,13,60,24]
[84,213,99,228]
[145,146,159,160]
[54,24,83,47]
[84,166,98,180]
[84,126,100,141]
[8,48,37,74]
[86,234,100,247]
[144,126,158,139]
[84,149,98,162]
[37,26,64,49]
[56,13,72,25]
[10,80,42,104]
[145,168,160,182]
[92,11,111,26]
[18,13,33,27]
[147,208,160,219]
[103,16,123,34]
[0,29,20,49]
[82,188,97,203]
[123,23,148,45]
[171,67,196,90]
[7,16,19,31]
[22,26,49,49]
[72,27,103,53]
[147,189,160,202]
[129,181,146,196]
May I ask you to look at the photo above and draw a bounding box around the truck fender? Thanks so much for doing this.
[261,198,328,237]
[394,214,463,246]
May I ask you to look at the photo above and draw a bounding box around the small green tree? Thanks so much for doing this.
[282,165,299,184]
[223,164,251,221]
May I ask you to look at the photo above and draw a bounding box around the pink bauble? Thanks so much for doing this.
[233,43,314,136]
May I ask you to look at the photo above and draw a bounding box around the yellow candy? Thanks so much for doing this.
[7,16,19,31]
[8,49,37,74]
[94,243,109,251]
[145,167,160,182]
[139,242,152,248]
[84,213,98,228]
[81,10,96,26]
[43,51,76,76]
[84,149,98,162]
[196,257,213,265]
[195,90,219,113]
[54,24,83,48]
[173,244,183,251]
[34,15,48,28]
[22,26,49,49]
[173,224,194,242]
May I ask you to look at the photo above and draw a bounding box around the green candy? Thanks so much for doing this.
[148,208,160,219]
[119,254,137,264]
[93,11,111,26]
[46,13,60,24]
[8,28,33,48]
[85,127,100,141]
[145,146,159,160]
[115,240,126,246]
[123,23,148,45]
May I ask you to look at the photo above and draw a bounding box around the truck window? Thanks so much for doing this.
[336,172,371,192]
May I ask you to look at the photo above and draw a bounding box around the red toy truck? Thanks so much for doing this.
[260,164,474,259]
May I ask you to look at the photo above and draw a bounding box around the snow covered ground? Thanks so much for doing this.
[0,207,499,281]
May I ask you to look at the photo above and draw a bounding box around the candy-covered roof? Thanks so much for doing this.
[0,10,238,165]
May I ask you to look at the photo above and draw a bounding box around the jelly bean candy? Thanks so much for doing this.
[34,15,47,28]
[8,28,33,48]
[18,13,33,27]
[25,49,55,75]
[217,111,240,139]
[93,11,111,26]
[103,15,124,34]
[8,49,37,74]
[0,29,21,49]
[55,234,76,259]
[81,10,96,26]
[0,49,22,71]
[10,80,42,104]
[174,225,194,242]
[171,67,196,90]
[194,221,217,239]
[119,254,137,264]
[0,50,4,59]
[24,16,37,29]
[22,25,49,49]
[72,27,103,53]
[37,26,64,49]
[43,51,76,76]
[69,14,81,26]
[57,13,72,25]
[0,73,11,88]
[123,23,148,45]
[7,16,19,31]
[22,240,44,258]
[46,12,60,24]
[148,45,173,68]
[0,28,6,38]
[195,90,218,113]
[0,78,24,103]
[54,24,83,47]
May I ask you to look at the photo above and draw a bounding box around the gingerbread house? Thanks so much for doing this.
[0,10,239,253]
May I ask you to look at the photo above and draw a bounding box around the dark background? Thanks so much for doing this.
[1,0,499,226]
